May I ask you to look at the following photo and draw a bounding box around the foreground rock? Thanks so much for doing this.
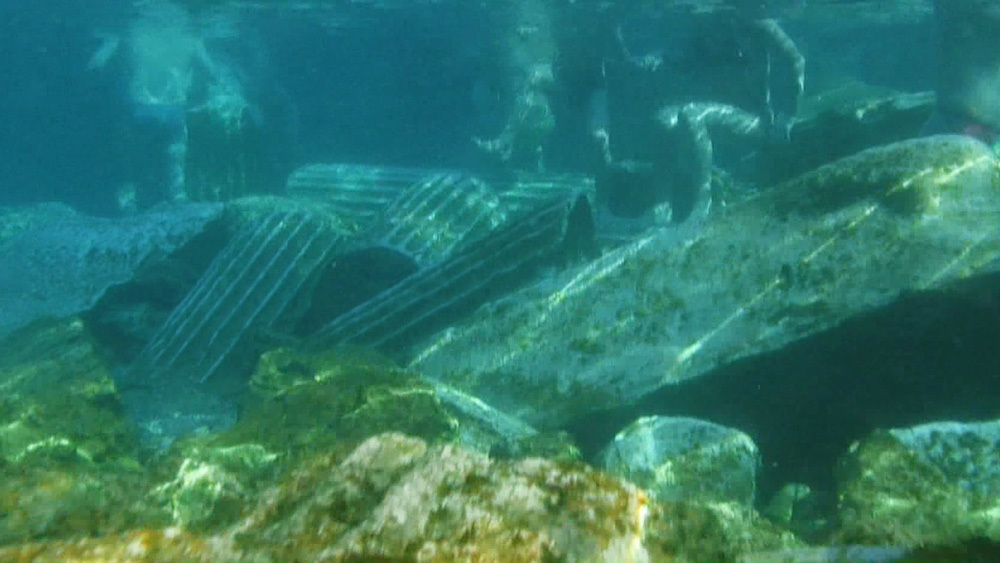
[0,433,657,562]
[599,416,760,507]
[1,318,989,561]
[836,419,1000,545]
[0,318,796,562]
[0,318,163,543]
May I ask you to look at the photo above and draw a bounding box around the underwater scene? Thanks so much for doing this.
[1,0,1000,561]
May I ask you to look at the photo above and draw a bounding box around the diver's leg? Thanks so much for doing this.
[125,102,189,207]
[658,104,715,222]
[658,102,767,222]
[751,18,805,141]
[473,0,556,172]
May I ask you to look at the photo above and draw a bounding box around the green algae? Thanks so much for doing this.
[151,444,279,530]
[0,318,139,467]
[836,429,1000,546]
[0,318,165,543]
[219,347,459,457]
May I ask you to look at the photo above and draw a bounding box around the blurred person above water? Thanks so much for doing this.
[89,0,263,211]
[510,0,805,227]
[923,0,1000,152]
[474,1,803,172]
[471,0,559,173]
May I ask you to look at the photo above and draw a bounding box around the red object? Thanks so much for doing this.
[961,121,998,146]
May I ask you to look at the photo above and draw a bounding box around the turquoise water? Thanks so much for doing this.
[0,1,998,559]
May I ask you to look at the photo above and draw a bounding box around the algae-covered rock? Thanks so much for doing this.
[0,432,814,563]
[410,135,1000,429]
[764,89,935,184]
[599,416,761,507]
[151,443,279,530]
[248,344,401,399]
[427,380,541,454]
[761,482,831,540]
[0,318,163,543]
[0,317,137,465]
[737,545,908,563]
[646,498,804,563]
[767,134,998,217]
[889,421,1000,498]
[835,420,1000,546]
[0,317,114,397]
[0,465,163,544]
[489,429,582,463]
[243,432,652,563]
[225,347,458,455]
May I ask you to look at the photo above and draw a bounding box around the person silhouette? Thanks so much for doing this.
[923,0,1000,152]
